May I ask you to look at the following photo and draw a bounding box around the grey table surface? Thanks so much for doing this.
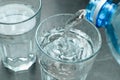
[0,0,120,80]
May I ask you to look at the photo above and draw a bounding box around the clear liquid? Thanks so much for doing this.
[0,4,36,71]
[40,28,94,80]
[0,4,36,35]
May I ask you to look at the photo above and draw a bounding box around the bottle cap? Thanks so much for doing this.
[86,0,117,27]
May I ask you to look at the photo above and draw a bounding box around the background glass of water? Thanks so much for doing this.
[0,0,41,72]
[36,14,102,80]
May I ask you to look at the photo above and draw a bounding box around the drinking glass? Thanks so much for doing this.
[36,14,102,80]
[0,0,41,72]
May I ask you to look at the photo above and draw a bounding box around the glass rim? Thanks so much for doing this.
[35,13,102,63]
[0,0,42,25]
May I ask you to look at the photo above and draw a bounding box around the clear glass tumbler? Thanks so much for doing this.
[36,14,102,80]
[0,0,41,72]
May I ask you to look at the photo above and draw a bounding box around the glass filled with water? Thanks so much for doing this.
[0,0,41,72]
[36,13,102,80]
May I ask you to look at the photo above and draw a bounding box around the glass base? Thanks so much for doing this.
[2,56,36,72]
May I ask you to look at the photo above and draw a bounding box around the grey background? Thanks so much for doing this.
[0,0,120,80]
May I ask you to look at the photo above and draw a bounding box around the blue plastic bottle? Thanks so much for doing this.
[86,0,120,64]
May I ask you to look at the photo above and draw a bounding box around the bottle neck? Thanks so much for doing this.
[86,0,117,28]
